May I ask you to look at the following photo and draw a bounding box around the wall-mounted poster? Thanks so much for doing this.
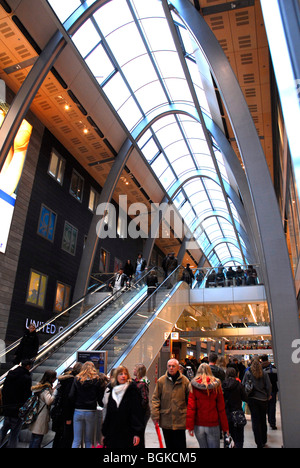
[0,103,33,254]
[76,350,107,375]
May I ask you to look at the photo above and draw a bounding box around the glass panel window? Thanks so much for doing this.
[122,55,157,91]
[164,140,189,163]
[47,0,81,23]
[88,187,98,212]
[103,73,131,110]
[164,77,193,104]
[151,154,169,178]
[26,270,48,308]
[93,0,133,38]
[100,248,110,273]
[141,18,176,52]
[85,43,115,84]
[154,51,185,80]
[135,81,168,115]
[107,23,146,68]
[62,221,78,255]
[54,282,71,313]
[72,19,100,57]
[132,0,164,21]
[160,167,176,190]
[70,170,84,202]
[37,205,56,241]
[48,149,65,184]
[172,156,196,178]
[139,137,159,163]
[118,97,143,130]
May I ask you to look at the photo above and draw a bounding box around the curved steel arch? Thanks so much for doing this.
[191,212,251,253]
[133,104,258,260]
[202,238,249,262]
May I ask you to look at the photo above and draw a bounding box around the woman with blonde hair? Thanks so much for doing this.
[186,363,229,448]
[102,365,144,448]
[242,358,272,448]
[68,361,107,448]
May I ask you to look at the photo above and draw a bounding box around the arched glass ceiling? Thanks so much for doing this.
[47,0,249,266]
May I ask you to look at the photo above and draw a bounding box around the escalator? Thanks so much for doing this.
[0,266,190,448]
[0,270,153,386]
[32,266,187,381]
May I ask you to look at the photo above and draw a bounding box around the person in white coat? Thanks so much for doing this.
[29,370,57,448]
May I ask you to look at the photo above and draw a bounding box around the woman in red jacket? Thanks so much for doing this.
[186,363,229,448]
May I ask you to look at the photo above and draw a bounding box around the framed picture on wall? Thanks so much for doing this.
[114,257,123,272]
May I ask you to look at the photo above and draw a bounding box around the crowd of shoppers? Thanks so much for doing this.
[0,352,277,449]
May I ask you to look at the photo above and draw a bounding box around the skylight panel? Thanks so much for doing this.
[131,0,165,19]
[118,98,143,131]
[72,19,100,57]
[134,81,168,115]
[172,156,196,178]
[164,140,190,163]
[139,137,159,163]
[47,0,81,23]
[153,51,185,80]
[122,55,157,91]
[164,77,194,104]
[140,18,177,53]
[93,0,133,37]
[160,168,177,190]
[151,154,169,178]
[47,0,246,266]
[85,44,115,84]
[102,73,131,110]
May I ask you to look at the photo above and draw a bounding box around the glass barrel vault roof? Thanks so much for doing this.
[47,0,249,267]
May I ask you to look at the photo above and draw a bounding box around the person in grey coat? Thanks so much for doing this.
[29,370,57,448]
[242,359,271,448]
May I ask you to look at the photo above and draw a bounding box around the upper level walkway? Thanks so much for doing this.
[190,284,266,305]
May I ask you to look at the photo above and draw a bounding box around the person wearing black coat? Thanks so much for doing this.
[146,269,158,312]
[0,359,32,448]
[101,365,144,449]
[123,259,134,286]
[13,324,39,364]
[222,367,248,448]
[51,362,83,448]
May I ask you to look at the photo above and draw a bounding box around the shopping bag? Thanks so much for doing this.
[155,422,164,448]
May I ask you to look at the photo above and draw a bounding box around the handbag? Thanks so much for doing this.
[18,393,45,426]
[231,409,247,428]
[244,373,254,396]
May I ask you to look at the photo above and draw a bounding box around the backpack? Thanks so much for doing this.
[18,393,44,426]
[185,366,195,381]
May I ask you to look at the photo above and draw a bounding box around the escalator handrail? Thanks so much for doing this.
[27,269,156,378]
[0,271,153,387]
[31,268,156,362]
[99,265,184,370]
[0,276,115,362]
[111,273,187,371]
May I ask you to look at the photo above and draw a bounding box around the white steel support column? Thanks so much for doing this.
[171,0,300,447]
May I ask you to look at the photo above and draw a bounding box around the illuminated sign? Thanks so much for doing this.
[0,104,32,253]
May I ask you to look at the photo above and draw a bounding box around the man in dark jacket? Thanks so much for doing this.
[13,323,39,364]
[209,352,225,382]
[261,355,278,429]
[0,359,32,448]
